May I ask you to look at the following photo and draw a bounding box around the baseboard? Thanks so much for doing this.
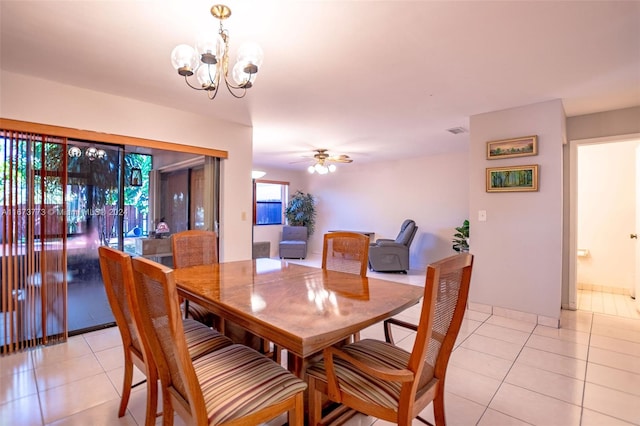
[577,282,632,296]
[467,302,560,329]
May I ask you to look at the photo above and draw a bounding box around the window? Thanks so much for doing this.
[254,180,288,225]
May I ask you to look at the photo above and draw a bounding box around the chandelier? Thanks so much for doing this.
[170,4,264,100]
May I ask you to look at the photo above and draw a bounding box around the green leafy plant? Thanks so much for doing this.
[285,190,316,236]
[452,219,469,252]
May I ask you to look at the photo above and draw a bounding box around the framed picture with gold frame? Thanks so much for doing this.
[486,164,539,192]
[487,135,538,159]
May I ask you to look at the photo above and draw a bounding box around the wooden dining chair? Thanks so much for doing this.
[98,246,157,426]
[171,230,220,327]
[322,231,370,342]
[322,232,370,277]
[129,255,307,426]
[306,253,474,426]
[171,229,270,355]
[99,246,235,426]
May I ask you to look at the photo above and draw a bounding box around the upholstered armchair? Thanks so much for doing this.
[279,226,308,259]
[368,219,417,273]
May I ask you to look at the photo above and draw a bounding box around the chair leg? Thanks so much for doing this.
[144,369,159,426]
[118,355,134,417]
[308,377,323,426]
[161,388,174,426]
[289,392,305,426]
[433,387,446,425]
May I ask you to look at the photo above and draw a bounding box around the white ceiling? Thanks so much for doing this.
[1,1,639,170]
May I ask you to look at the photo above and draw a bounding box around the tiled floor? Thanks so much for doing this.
[1,257,639,425]
[577,288,639,320]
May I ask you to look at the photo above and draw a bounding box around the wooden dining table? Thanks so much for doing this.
[174,258,424,377]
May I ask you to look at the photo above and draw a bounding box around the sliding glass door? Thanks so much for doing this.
[66,141,122,334]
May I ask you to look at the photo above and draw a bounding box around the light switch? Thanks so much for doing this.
[241,211,247,221]
[478,210,487,222]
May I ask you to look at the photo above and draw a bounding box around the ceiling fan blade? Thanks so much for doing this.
[288,158,314,164]
[327,154,353,163]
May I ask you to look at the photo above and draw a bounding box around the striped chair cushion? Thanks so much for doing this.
[191,344,307,425]
[183,319,233,360]
[306,339,435,410]
[185,301,218,327]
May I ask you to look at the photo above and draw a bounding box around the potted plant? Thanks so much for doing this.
[452,219,469,252]
[285,190,317,236]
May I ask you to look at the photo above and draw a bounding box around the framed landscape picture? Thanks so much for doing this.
[486,164,539,192]
[487,135,538,159]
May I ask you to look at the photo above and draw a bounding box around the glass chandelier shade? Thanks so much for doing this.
[171,4,263,100]
[68,146,107,161]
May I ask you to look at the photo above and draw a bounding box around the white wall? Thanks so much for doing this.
[469,100,565,322]
[577,141,636,292]
[303,152,469,271]
[0,71,255,262]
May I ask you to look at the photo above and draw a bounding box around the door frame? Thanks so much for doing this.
[568,132,640,310]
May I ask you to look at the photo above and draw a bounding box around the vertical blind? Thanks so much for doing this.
[1,130,68,353]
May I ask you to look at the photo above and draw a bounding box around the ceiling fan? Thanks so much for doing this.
[306,149,353,174]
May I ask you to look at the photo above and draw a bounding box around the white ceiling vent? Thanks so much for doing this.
[446,127,468,135]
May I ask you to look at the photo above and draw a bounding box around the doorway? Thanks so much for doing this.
[569,134,640,319]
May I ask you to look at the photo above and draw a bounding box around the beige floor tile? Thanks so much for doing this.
[580,408,638,426]
[525,334,589,360]
[590,334,640,357]
[0,368,37,405]
[39,373,119,424]
[394,302,423,322]
[485,315,536,333]
[588,346,640,374]
[460,333,523,361]
[591,323,640,344]
[583,382,640,425]
[592,312,640,332]
[127,384,162,426]
[474,322,531,346]
[465,309,491,322]
[371,418,422,425]
[455,319,483,347]
[489,383,581,426]
[105,365,147,398]
[46,397,138,425]
[515,347,587,380]
[394,332,416,352]
[83,327,123,353]
[477,408,532,426]
[449,346,513,381]
[561,309,593,333]
[533,324,590,345]
[586,362,640,397]
[0,394,42,426]
[444,364,502,406]
[94,345,126,371]
[0,350,33,378]
[35,353,104,391]
[416,392,485,426]
[504,363,584,406]
[31,336,93,368]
